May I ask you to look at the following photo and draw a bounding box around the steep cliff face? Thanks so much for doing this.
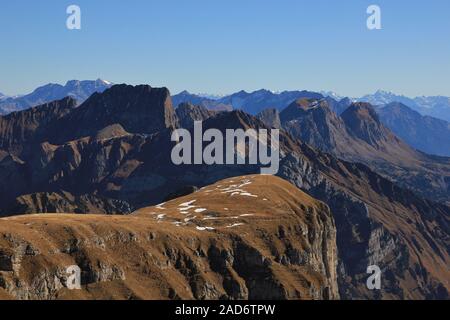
[0,97,77,153]
[278,149,450,299]
[51,84,178,144]
[0,175,339,300]
[256,108,281,129]
[280,98,354,154]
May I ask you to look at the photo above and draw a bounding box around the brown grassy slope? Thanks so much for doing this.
[0,175,338,300]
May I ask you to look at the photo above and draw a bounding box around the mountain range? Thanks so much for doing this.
[3,82,449,122]
[3,82,449,156]
[0,84,449,300]
[277,98,450,202]
[173,89,450,157]
[377,102,450,157]
[172,89,450,122]
[0,79,112,115]
[357,90,450,122]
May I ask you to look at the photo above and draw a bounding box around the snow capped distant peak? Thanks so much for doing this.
[320,91,345,101]
[195,93,225,100]
[97,79,113,85]
[0,79,114,114]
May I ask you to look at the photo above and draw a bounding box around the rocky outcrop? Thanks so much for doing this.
[278,149,450,299]
[52,84,178,143]
[0,97,77,153]
[175,102,215,129]
[256,108,281,129]
[0,175,339,300]
[280,98,354,154]
[341,103,394,147]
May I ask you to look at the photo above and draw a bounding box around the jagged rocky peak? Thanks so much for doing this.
[203,109,268,132]
[256,108,281,129]
[175,102,215,129]
[54,84,179,142]
[279,98,350,154]
[0,97,79,151]
[280,98,331,122]
[341,102,392,145]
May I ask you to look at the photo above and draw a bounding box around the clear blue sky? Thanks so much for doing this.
[1,0,449,97]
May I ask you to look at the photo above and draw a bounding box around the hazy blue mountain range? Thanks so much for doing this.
[172,91,233,111]
[0,79,112,114]
[377,102,450,157]
[357,90,450,122]
[2,81,450,157]
[172,89,324,115]
[173,89,450,122]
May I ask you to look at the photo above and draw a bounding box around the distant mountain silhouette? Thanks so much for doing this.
[217,89,323,115]
[358,90,450,122]
[377,102,450,157]
[0,79,112,115]
[172,91,232,111]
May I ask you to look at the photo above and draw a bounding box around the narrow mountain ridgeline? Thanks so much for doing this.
[0,97,78,153]
[0,175,339,300]
[0,84,448,300]
[377,102,450,157]
[280,98,450,204]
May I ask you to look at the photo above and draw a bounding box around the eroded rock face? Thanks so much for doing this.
[279,151,450,299]
[0,175,339,300]
[176,102,215,129]
[256,108,281,129]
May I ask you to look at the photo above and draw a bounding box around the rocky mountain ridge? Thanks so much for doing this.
[0,84,448,299]
[0,175,339,300]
